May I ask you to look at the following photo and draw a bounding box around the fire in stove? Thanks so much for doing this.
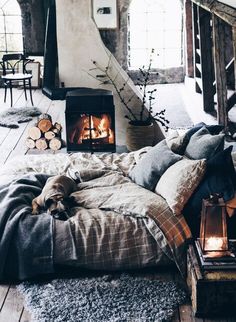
[65,88,116,152]
[69,113,115,146]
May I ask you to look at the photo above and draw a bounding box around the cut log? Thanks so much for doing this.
[45,131,56,140]
[35,138,48,150]
[49,137,62,151]
[37,114,53,133]
[54,122,62,131]
[28,126,41,140]
[25,138,36,149]
[51,128,61,136]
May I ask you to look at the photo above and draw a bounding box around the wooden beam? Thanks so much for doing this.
[198,6,215,111]
[192,3,202,93]
[232,26,236,90]
[212,14,228,127]
[185,0,194,77]
[192,0,236,26]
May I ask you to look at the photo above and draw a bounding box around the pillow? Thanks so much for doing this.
[165,130,187,155]
[185,122,224,140]
[181,123,224,154]
[129,140,182,191]
[185,126,224,160]
[183,146,236,238]
[155,158,206,216]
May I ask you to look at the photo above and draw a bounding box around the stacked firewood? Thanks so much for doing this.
[26,114,63,151]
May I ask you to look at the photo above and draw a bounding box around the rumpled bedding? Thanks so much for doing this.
[0,173,54,281]
[0,149,192,280]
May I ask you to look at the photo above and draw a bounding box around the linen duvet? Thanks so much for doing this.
[0,149,191,281]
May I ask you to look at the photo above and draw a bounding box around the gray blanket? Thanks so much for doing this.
[0,173,54,281]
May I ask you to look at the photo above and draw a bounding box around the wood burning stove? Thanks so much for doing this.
[65,88,116,152]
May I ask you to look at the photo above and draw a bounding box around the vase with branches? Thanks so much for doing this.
[88,49,169,131]
[87,49,169,150]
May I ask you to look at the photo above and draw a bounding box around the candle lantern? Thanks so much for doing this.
[199,194,228,259]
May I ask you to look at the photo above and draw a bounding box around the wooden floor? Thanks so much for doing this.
[0,85,235,322]
[0,87,66,166]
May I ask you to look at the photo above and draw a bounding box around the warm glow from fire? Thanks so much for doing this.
[205,237,224,251]
[69,114,115,145]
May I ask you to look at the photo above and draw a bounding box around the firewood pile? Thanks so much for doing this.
[26,113,62,151]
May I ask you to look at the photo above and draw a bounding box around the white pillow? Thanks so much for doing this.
[155,158,206,216]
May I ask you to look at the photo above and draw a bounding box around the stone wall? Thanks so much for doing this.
[99,0,130,70]
[17,0,49,55]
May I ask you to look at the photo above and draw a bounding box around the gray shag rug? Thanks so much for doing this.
[17,274,187,322]
[0,106,41,128]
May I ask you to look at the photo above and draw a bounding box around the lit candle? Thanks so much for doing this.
[205,237,224,251]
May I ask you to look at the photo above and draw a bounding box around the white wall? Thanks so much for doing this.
[56,0,153,145]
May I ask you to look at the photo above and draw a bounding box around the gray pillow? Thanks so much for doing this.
[185,126,224,160]
[129,140,182,191]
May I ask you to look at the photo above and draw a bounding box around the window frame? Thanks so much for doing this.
[128,0,183,70]
[0,0,23,58]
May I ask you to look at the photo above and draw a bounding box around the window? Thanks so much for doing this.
[128,0,183,69]
[0,0,23,58]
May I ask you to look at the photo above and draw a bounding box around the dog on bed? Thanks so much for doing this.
[32,175,77,219]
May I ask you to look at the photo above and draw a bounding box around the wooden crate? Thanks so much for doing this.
[187,244,236,317]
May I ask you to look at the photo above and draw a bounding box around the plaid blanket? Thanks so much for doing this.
[62,168,191,275]
[54,211,172,271]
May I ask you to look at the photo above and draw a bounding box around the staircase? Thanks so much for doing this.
[191,0,236,128]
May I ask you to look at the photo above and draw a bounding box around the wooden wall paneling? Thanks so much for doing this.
[232,26,236,91]
[212,14,228,127]
[192,0,236,27]
[192,2,202,94]
[185,0,194,77]
[197,6,215,112]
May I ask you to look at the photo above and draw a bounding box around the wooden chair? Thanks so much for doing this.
[1,53,34,107]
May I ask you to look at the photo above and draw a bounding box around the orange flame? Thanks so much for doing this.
[69,114,114,145]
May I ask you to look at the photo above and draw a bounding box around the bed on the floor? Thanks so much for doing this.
[0,122,235,282]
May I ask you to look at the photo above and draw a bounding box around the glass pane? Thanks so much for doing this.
[147,30,164,49]
[2,0,21,15]
[129,13,147,31]
[164,30,182,48]
[0,33,6,51]
[165,12,182,30]
[0,15,4,32]
[129,0,183,69]
[147,13,164,30]
[164,0,181,13]
[131,0,145,13]
[130,31,147,48]
[0,0,7,8]
[146,0,165,12]
[164,49,182,67]
[153,49,164,68]
[6,33,23,51]
[5,15,22,33]
[129,49,149,69]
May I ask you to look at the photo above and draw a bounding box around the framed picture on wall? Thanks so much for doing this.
[92,0,118,29]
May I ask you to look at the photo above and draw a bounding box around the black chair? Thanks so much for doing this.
[1,53,34,107]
